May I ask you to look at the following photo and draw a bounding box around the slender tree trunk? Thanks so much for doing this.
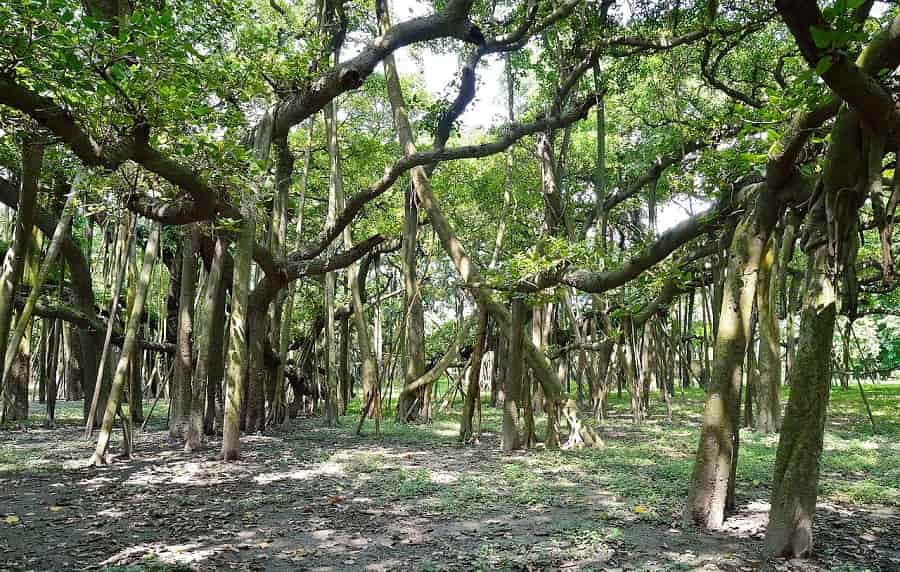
[46,320,60,426]
[621,315,642,425]
[322,73,343,426]
[276,122,311,427]
[755,233,781,433]
[348,259,379,430]
[378,0,425,422]
[339,315,350,413]
[460,305,488,443]
[170,225,199,438]
[222,203,255,461]
[187,236,227,451]
[85,216,134,434]
[376,0,599,447]
[744,311,757,429]
[90,223,161,465]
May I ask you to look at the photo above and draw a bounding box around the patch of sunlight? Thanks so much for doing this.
[254,460,346,484]
[429,469,459,484]
[431,427,460,437]
[145,541,222,566]
[126,461,229,487]
[62,458,90,470]
[96,508,126,518]
[79,475,117,488]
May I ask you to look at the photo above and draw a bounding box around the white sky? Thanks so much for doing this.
[391,0,506,131]
[372,0,751,234]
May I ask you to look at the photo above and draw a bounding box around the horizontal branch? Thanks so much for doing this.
[268,0,481,139]
[521,183,756,294]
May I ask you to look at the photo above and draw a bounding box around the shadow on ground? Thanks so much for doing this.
[1,394,898,571]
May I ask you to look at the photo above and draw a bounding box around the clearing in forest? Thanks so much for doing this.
[2,387,898,571]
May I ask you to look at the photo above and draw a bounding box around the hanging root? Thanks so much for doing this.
[563,399,604,449]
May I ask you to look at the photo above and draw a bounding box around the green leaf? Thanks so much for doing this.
[816,57,834,75]
[810,26,833,49]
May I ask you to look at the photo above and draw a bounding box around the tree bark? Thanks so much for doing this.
[85,216,134,434]
[222,203,255,461]
[764,106,871,558]
[170,225,199,438]
[378,0,426,423]
[0,139,41,410]
[90,223,161,465]
[460,305,488,443]
[755,233,781,433]
[685,199,768,529]
[501,298,526,452]
[187,235,227,451]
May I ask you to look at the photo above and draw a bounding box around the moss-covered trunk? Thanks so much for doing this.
[501,298,526,452]
[764,98,874,556]
[170,225,199,438]
[685,199,767,529]
[90,223,161,465]
[222,203,255,461]
[460,306,488,443]
[187,236,227,451]
[756,233,781,433]
[0,140,41,419]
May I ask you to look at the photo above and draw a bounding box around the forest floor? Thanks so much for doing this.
[1,385,899,572]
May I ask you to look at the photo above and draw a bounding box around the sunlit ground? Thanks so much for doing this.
[1,383,898,571]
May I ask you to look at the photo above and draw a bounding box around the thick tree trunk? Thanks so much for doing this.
[90,223,161,465]
[0,139,41,414]
[686,200,767,529]
[501,298,526,452]
[268,137,293,426]
[245,305,268,432]
[46,320,60,425]
[764,104,871,558]
[129,349,144,424]
[764,243,836,557]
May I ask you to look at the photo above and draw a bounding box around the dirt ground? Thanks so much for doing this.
[1,400,899,571]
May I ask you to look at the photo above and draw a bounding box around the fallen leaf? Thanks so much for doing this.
[6,515,20,525]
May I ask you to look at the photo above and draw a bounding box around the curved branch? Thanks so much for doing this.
[776,3,900,146]
[269,0,481,140]
[293,94,600,262]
